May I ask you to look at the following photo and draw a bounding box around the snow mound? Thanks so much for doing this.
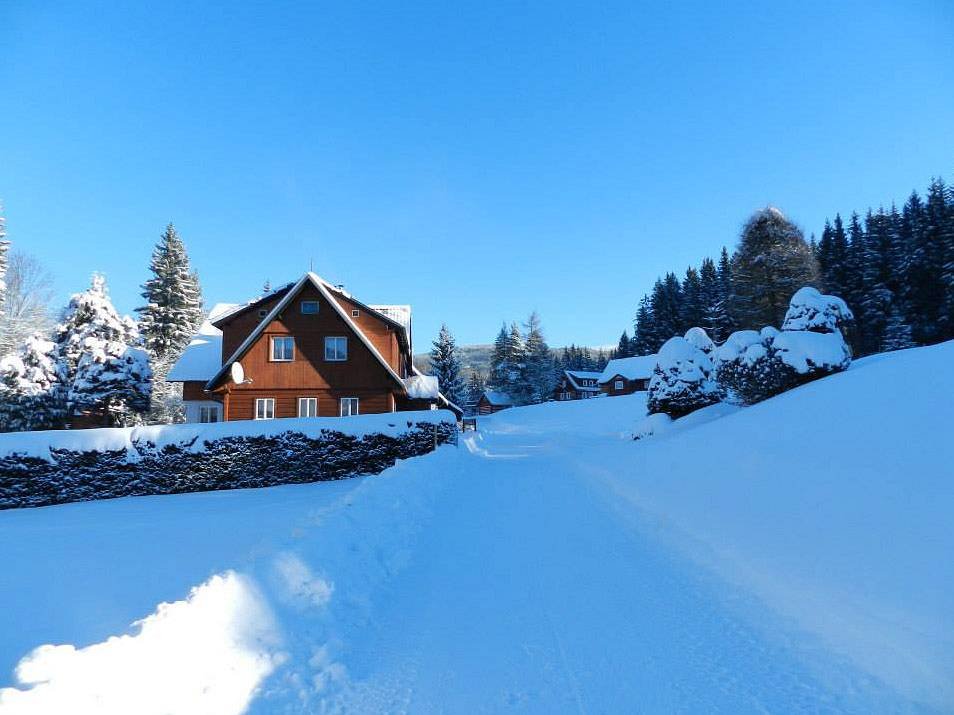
[782,287,853,333]
[772,330,851,374]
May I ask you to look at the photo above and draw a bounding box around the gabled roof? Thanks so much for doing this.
[167,303,239,382]
[598,355,657,384]
[480,390,513,406]
[563,369,602,392]
[210,284,295,327]
[205,272,408,393]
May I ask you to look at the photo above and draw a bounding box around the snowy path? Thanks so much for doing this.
[318,425,914,713]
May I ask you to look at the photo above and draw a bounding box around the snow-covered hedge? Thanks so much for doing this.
[0,411,458,510]
[781,287,854,333]
[715,327,851,404]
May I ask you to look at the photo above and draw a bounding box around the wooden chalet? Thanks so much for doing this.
[598,355,657,396]
[168,272,461,422]
[476,390,513,415]
[552,370,602,401]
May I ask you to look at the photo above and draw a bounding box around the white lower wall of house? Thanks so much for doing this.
[183,400,223,424]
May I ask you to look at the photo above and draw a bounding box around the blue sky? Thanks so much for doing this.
[2,1,953,349]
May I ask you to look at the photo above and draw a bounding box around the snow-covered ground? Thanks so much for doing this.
[2,342,953,713]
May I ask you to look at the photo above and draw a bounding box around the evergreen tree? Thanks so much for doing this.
[429,324,466,408]
[0,334,65,431]
[632,296,654,355]
[594,349,608,371]
[465,370,485,412]
[679,266,704,333]
[0,207,8,322]
[488,323,511,391]
[614,330,631,359]
[698,257,729,342]
[137,223,203,424]
[729,207,820,329]
[520,312,553,404]
[881,303,915,352]
[648,274,682,349]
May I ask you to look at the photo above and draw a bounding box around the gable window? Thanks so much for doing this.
[255,398,275,420]
[301,300,319,315]
[258,309,268,318]
[324,336,348,361]
[351,309,360,318]
[198,405,219,423]
[298,397,318,417]
[614,380,624,390]
[339,397,359,416]
[270,336,295,361]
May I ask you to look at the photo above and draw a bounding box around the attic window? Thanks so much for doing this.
[301,300,319,315]
[258,309,268,318]
[351,309,360,318]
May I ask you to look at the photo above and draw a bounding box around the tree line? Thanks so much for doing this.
[620,174,954,360]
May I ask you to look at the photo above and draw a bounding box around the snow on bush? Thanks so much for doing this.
[0,334,65,431]
[781,286,853,333]
[715,326,851,405]
[683,327,715,358]
[632,412,673,441]
[0,411,458,509]
[647,336,720,418]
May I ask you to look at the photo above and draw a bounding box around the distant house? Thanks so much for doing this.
[553,370,602,401]
[598,355,657,396]
[167,272,462,422]
[476,390,513,415]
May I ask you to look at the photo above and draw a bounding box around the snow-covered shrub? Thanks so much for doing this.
[0,334,65,432]
[70,340,152,426]
[632,412,672,441]
[715,326,851,405]
[782,287,853,334]
[647,336,720,418]
[683,327,716,358]
[0,417,458,509]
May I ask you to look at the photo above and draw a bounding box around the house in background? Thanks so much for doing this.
[476,390,513,415]
[598,355,657,396]
[552,369,602,401]
[168,272,461,422]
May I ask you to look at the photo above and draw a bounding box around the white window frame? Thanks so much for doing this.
[270,336,295,362]
[198,404,220,423]
[339,397,359,416]
[351,309,360,318]
[255,398,275,420]
[324,336,348,361]
[298,397,318,417]
[301,300,319,315]
[614,380,624,390]
[258,309,268,318]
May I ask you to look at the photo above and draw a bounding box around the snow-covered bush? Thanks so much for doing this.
[0,334,65,432]
[683,327,716,358]
[715,326,851,405]
[647,336,720,418]
[70,339,152,426]
[632,412,673,441]
[782,287,853,334]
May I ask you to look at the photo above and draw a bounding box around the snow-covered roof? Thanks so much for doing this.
[481,390,513,406]
[403,374,439,399]
[564,370,602,392]
[167,303,238,382]
[369,305,411,330]
[598,355,657,384]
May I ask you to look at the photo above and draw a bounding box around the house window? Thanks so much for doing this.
[614,380,624,390]
[324,336,348,361]
[301,300,319,315]
[270,336,295,361]
[198,405,219,423]
[298,397,318,417]
[351,309,360,318]
[258,309,268,318]
[339,397,359,416]
[255,398,275,420]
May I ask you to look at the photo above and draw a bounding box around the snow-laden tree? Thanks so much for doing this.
[647,335,720,418]
[729,207,820,329]
[683,326,715,358]
[781,287,854,334]
[0,334,65,431]
[54,274,151,424]
[137,223,203,423]
[488,321,525,398]
[0,207,9,319]
[881,303,915,352]
[429,323,465,408]
[69,338,152,426]
[465,370,485,413]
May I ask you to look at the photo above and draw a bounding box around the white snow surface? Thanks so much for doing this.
[2,341,954,713]
[598,354,656,382]
[480,390,512,406]
[0,409,456,461]
[782,286,854,333]
[402,374,439,399]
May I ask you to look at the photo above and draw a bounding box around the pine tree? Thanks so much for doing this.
[858,209,894,354]
[0,334,65,431]
[881,303,915,352]
[488,323,510,390]
[520,312,553,404]
[465,370,485,412]
[729,207,820,329]
[429,324,465,407]
[614,330,631,359]
[680,266,704,333]
[648,274,682,349]
[632,296,654,355]
[137,223,203,424]
[0,206,8,322]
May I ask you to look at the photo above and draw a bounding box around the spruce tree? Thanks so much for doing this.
[729,207,820,329]
[680,266,704,333]
[0,207,8,322]
[429,324,465,407]
[632,296,654,355]
[488,323,510,390]
[520,312,553,404]
[137,223,204,423]
[465,370,485,412]
[881,303,915,352]
[615,330,631,359]
[0,334,65,431]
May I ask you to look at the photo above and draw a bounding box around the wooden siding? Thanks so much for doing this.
[600,375,648,396]
[226,388,395,420]
[182,381,218,401]
[476,396,510,415]
[218,293,285,361]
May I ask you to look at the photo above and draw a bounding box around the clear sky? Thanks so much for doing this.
[2,1,953,349]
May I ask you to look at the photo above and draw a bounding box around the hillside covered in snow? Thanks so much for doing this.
[2,341,952,713]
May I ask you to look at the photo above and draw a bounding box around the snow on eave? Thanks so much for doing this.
[598,356,657,384]
[563,370,602,392]
[481,390,513,406]
[206,272,407,393]
[167,304,236,383]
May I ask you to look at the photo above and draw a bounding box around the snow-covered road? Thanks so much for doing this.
[3,343,953,713]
